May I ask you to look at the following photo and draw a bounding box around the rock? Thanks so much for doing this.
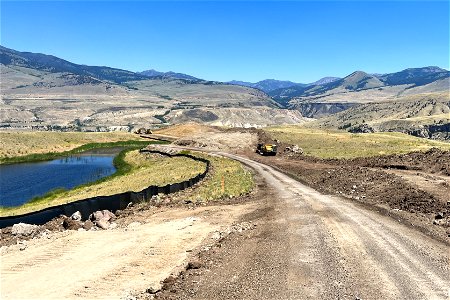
[63,218,82,230]
[89,210,116,229]
[162,276,177,290]
[96,219,110,230]
[83,220,94,230]
[291,145,303,154]
[71,211,82,221]
[348,123,374,133]
[433,218,447,226]
[109,222,118,230]
[11,223,38,236]
[187,260,202,270]
[89,210,116,222]
[435,212,444,220]
[146,287,161,294]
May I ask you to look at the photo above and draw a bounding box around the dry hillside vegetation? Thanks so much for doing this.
[0,150,206,216]
[308,92,450,140]
[288,76,449,105]
[314,93,449,127]
[266,126,450,159]
[0,131,144,158]
[165,107,307,128]
[2,64,301,131]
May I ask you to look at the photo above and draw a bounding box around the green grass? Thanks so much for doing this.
[185,153,254,202]
[0,131,145,158]
[266,126,450,159]
[0,140,164,165]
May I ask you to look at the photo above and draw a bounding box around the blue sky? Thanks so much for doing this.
[1,1,449,83]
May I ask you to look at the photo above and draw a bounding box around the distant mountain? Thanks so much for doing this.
[139,69,201,81]
[309,77,341,86]
[0,45,149,83]
[378,67,449,86]
[228,77,342,93]
[228,79,304,93]
[269,67,450,102]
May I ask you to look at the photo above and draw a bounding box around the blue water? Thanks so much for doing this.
[0,151,119,207]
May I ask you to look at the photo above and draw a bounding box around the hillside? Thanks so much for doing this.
[309,92,450,140]
[269,67,449,102]
[139,69,201,81]
[228,79,304,93]
[0,46,304,131]
[267,68,449,118]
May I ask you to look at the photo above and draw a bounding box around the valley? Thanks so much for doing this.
[2,1,449,299]
[1,46,449,139]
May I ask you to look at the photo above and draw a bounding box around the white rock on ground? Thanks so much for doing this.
[11,223,38,236]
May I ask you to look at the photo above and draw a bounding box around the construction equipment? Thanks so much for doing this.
[256,143,278,156]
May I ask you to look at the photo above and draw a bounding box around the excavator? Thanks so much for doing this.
[256,143,278,156]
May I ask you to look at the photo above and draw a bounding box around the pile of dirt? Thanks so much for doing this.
[349,147,450,176]
[174,131,258,152]
[154,122,221,138]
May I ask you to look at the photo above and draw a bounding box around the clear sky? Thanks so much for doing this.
[1,1,449,83]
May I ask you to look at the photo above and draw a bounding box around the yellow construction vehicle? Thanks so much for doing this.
[256,143,278,156]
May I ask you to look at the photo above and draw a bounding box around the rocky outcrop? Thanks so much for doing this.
[406,123,450,141]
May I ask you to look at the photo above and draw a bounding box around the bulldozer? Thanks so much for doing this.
[256,143,278,156]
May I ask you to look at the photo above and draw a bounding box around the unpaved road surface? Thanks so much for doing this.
[158,150,449,300]
[0,204,257,299]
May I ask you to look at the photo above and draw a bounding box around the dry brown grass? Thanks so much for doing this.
[267,126,450,159]
[0,131,144,158]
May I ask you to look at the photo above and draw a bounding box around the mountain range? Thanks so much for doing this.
[1,45,448,135]
[268,67,449,101]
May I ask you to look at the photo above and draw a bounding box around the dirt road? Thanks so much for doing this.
[159,151,449,300]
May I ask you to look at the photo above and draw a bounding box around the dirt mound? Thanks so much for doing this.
[350,148,450,176]
[175,131,258,152]
[154,122,220,138]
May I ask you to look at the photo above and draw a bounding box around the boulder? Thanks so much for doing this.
[11,223,38,236]
[187,260,202,270]
[63,218,82,230]
[71,211,82,221]
[83,220,94,230]
[96,219,110,230]
[89,210,116,229]
[89,210,116,222]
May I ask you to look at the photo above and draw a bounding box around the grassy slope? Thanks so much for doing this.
[184,153,254,202]
[0,131,144,158]
[266,126,450,159]
[0,150,206,216]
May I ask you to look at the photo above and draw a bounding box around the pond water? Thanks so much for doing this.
[0,148,122,207]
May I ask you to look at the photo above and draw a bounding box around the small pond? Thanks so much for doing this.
[0,148,123,207]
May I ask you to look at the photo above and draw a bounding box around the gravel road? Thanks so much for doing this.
[159,151,449,300]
